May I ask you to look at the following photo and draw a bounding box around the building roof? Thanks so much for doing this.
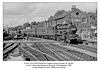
[53,10,67,20]
[47,10,68,21]
[48,16,54,21]
[70,8,87,17]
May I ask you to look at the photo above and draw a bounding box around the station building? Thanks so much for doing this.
[42,5,97,39]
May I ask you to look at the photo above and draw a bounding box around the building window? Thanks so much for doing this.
[76,12,79,15]
[82,17,87,23]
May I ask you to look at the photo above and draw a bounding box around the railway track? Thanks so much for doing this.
[19,45,47,61]
[3,39,97,61]
[21,42,97,61]
[66,44,97,53]
[3,43,19,59]
[47,43,97,61]
[42,43,84,61]
[21,43,64,61]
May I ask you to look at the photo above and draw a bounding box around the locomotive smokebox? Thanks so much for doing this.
[69,25,77,34]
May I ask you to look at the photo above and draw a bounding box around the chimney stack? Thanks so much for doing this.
[71,5,76,11]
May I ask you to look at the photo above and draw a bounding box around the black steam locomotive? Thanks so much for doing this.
[21,22,83,44]
[54,23,83,44]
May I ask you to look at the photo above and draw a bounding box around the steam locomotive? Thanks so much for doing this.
[21,22,83,44]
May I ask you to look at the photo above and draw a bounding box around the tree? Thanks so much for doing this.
[23,22,30,29]
[10,27,16,31]
[17,25,23,30]
[31,21,37,25]
[37,22,41,25]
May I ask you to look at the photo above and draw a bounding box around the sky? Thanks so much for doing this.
[3,2,97,27]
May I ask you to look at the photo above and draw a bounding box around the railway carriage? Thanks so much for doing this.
[21,28,36,37]
[36,27,55,39]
